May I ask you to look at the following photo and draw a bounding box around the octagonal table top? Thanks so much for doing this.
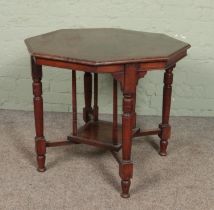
[25,28,190,66]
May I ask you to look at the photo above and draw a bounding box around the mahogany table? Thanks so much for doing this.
[25,28,190,198]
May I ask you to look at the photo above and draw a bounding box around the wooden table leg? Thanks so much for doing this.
[132,91,137,129]
[93,73,99,121]
[31,57,46,172]
[120,64,137,198]
[72,70,77,136]
[112,79,118,145]
[83,72,93,122]
[159,66,174,156]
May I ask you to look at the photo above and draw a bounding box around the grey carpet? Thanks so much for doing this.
[0,109,213,210]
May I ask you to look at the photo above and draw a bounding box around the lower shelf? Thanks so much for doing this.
[67,120,122,150]
[67,120,141,151]
[47,120,159,150]
[78,120,122,142]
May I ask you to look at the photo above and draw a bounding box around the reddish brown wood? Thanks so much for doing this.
[67,120,139,150]
[83,72,93,122]
[134,128,161,137]
[93,73,99,121]
[159,67,174,156]
[119,64,137,198]
[68,135,121,151]
[132,91,137,129]
[112,71,124,91]
[35,57,124,73]
[67,120,139,144]
[46,140,73,147]
[112,79,118,145]
[25,28,190,198]
[31,57,46,172]
[75,120,121,142]
[72,70,77,135]
[68,120,123,150]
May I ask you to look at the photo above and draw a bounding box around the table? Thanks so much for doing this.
[25,28,190,198]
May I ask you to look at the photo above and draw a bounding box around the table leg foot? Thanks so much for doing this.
[37,168,46,172]
[36,138,46,171]
[159,124,170,156]
[159,152,167,156]
[119,161,133,198]
[37,155,46,172]
[159,141,168,156]
[121,180,131,198]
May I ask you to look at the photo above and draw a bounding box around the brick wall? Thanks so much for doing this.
[0,0,214,116]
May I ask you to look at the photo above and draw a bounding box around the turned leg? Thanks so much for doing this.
[120,64,137,198]
[159,67,174,156]
[93,73,99,121]
[31,57,46,172]
[120,93,135,198]
[83,72,93,123]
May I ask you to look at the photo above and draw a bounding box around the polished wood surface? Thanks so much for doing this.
[25,28,190,65]
[26,28,190,198]
[67,120,140,152]
[68,120,122,149]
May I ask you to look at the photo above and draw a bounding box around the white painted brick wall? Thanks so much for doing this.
[0,0,214,116]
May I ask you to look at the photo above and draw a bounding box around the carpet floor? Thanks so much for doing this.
[0,109,213,210]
